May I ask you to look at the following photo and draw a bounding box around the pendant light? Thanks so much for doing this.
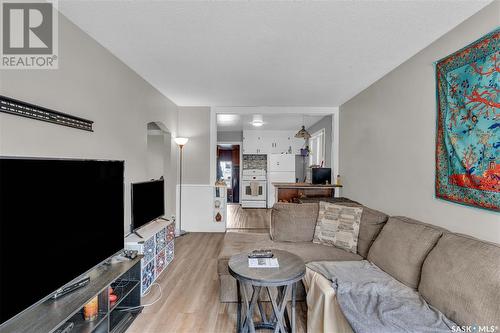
[295,115,311,139]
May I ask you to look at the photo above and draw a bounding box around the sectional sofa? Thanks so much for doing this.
[217,201,500,332]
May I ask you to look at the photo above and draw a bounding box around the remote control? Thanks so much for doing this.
[248,249,274,258]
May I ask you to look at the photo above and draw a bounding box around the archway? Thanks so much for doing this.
[147,121,176,219]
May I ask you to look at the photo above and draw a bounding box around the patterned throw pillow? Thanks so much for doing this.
[313,202,363,254]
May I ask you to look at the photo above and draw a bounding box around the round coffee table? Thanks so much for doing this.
[228,250,306,333]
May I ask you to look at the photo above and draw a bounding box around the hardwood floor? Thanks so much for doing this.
[226,204,271,231]
[127,232,307,333]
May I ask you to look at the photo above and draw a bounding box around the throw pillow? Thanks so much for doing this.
[313,202,363,254]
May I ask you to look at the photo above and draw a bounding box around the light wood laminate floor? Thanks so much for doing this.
[226,204,271,231]
[127,232,307,333]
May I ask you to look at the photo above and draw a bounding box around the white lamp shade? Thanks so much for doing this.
[174,137,189,146]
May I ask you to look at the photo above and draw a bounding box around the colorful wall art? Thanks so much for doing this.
[435,28,499,211]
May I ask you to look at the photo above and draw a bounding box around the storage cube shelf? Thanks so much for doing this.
[125,219,175,296]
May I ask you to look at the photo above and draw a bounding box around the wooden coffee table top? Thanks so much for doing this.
[228,250,306,286]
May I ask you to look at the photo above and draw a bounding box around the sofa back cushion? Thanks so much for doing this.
[338,202,388,257]
[271,203,319,242]
[419,233,500,326]
[271,201,388,256]
[367,216,444,289]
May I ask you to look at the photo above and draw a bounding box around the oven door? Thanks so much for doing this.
[242,180,266,201]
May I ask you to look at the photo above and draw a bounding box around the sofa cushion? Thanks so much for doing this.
[272,241,362,264]
[272,201,388,257]
[218,231,273,275]
[218,231,362,276]
[271,203,319,242]
[367,216,444,289]
[313,202,363,254]
[419,233,500,326]
[298,197,360,205]
[336,202,389,258]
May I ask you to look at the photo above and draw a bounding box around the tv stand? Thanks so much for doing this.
[53,276,90,299]
[0,256,143,333]
[125,218,175,295]
[132,230,144,239]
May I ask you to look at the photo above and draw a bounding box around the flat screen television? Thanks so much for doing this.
[0,157,124,325]
[131,180,164,232]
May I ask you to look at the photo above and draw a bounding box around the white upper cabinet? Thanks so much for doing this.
[243,130,307,155]
[266,131,288,154]
[242,130,264,154]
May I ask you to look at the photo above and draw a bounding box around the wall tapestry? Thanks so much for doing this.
[436,27,499,211]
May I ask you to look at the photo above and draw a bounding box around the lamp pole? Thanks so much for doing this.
[175,137,189,237]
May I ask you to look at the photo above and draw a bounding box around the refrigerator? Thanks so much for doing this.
[268,154,296,207]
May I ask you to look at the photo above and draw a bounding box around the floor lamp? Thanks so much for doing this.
[175,137,189,237]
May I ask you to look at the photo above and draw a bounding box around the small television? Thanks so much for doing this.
[131,179,165,232]
[0,157,124,325]
[312,167,332,185]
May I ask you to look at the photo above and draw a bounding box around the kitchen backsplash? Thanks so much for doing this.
[243,154,267,170]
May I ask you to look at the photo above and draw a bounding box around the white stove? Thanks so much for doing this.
[241,169,267,208]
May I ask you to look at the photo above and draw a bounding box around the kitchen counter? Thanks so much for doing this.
[272,182,342,203]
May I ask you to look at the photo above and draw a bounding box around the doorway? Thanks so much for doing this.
[216,144,240,204]
[146,121,175,218]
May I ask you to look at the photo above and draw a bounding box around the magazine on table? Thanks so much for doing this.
[248,257,279,268]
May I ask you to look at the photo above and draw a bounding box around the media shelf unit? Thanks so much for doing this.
[125,219,175,295]
[0,256,143,333]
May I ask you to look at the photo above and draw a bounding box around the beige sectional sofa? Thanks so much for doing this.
[217,201,500,331]
[218,201,388,302]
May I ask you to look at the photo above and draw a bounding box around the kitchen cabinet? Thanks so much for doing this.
[264,131,287,154]
[243,130,306,155]
[242,130,264,154]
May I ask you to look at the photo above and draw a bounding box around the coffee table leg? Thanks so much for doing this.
[236,280,241,333]
[240,283,250,333]
[291,282,296,333]
[283,286,292,331]
[248,286,260,333]
[257,299,268,324]
[267,285,291,333]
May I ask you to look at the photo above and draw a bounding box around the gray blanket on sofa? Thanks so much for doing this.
[306,260,456,333]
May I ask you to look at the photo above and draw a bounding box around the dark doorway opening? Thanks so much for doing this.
[216,144,240,203]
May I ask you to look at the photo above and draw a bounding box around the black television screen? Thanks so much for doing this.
[131,180,164,231]
[312,167,332,185]
[0,157,124,325]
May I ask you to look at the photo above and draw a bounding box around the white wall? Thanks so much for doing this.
[339,2,499,243]
[0,14,179,235]
[217,131,243,142]
[177,106,225,232]
[178,106,211,185]
[147,133,165,179]
[307,115,333,167]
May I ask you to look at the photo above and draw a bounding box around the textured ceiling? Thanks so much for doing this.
[59,0,491,107]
